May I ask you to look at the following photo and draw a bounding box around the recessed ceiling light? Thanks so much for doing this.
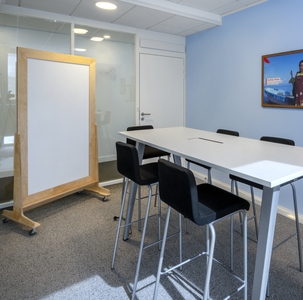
[75,48,87,52]
[91,37,104,42]
[103,35,110,39]
[95,2,117,10]
[74,28,88,34]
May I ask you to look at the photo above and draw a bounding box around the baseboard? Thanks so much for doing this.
[0,200,13,209]
[99,178,123,187]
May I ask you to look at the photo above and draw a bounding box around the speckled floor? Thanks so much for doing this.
[0,183,302,300]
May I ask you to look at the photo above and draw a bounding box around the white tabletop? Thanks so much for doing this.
[119,126,303,188]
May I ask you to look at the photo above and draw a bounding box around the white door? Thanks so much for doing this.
[139,53,184,128]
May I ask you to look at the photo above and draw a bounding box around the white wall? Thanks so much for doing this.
[186,0,303,215]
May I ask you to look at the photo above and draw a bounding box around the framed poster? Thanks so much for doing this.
[262,49,303,108]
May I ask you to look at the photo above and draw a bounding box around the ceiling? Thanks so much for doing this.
[2,0,267,37]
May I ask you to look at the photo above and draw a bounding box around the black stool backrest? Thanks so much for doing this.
[158,159,200,222]
[217,129,239,136]
[260,136,295,146]
[126,125,153,146]
[116,141,141,183]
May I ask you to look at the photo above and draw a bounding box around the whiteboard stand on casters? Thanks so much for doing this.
[2,47,110,235]
[3,133,40,235]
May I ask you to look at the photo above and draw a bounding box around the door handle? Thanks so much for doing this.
[141,112,151,116]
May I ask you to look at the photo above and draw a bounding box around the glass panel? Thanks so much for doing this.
[0,12,135,191]
[0,13,70,202]
[74,25,135,170]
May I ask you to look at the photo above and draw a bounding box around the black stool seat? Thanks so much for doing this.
[194,184,250,225]
[159,160,250,226]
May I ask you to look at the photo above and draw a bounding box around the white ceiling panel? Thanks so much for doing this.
[2,0,268,37]
[114,6,173,29]
[168,0,240,11]
[149,23,188,35]
[212,2,247,15]
[72,0,135,23]
[178,23,218,36]
[5,0,81,15]
[158,15,206,29]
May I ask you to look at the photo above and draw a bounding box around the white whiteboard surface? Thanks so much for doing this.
[27,59,89,195]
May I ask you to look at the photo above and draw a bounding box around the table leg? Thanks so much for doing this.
[252,186,280,300]
[173,154,182,165]
[122,142,145,240]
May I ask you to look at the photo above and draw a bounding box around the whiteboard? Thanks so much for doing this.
[16,47,98,208]
[27,59,89,194]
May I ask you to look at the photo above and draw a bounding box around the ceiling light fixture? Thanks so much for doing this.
[75,48,87,52]
[91,37,104,42]
[73,28,88,34]
[95,2,117,10]
[103,35,110,39]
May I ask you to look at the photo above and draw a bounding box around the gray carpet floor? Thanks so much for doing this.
[0,183,303,299]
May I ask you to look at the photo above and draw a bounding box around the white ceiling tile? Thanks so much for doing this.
[149,23,186,35]
[114,6,173,29]
[159,15,205,29]
[15,0,81,15]
[72,0,135,23]
[183,22,218,34]
[212,2,245,15]
[174,0,239,11]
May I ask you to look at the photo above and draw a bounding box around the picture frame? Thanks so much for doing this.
[262,49,303,108]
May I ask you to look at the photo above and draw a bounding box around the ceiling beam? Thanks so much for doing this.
[119,0,222,25]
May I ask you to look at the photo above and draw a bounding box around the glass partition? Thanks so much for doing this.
[74,25,135,164]
[0,13,135,204]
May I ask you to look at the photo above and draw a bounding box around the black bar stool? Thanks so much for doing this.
[154,159,250,300]
[126,125,170,230]
[111,141,161,299]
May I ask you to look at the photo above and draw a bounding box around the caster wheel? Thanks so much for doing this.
[3,218,8,223]
[29,228,36,236]
[102,196,108,202]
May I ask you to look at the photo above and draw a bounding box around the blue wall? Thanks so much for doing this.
[186,0,303,213]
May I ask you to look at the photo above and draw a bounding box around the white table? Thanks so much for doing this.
[119,126,303,300]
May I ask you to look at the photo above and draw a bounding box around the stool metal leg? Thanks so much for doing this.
[157,186,162,251]
[111,178,129,269]
[179,213,183,270]
[138,186,142,231]
[153,206,172,299]
[132,184,155,300]
[242,210,248,300]
[230,179,236,271]
[204,223,215,300]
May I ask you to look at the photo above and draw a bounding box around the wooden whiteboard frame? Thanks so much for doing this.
[3,48,110,232]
